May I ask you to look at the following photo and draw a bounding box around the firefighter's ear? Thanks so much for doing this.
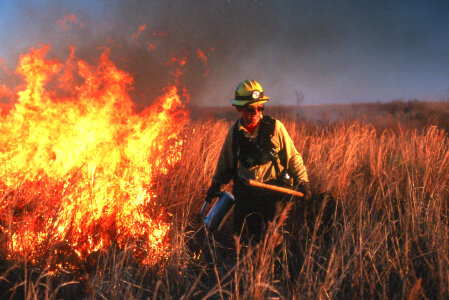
[235,106,243,112]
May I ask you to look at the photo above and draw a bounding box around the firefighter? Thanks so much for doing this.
[205,80,311,242]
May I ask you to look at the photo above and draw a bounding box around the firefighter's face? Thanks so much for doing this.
[238,103,264,127]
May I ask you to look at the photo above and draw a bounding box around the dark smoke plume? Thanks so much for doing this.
[1,0,448,106]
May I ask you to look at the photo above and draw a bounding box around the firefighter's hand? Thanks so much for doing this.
[297,181,312,202]
[205,181,221,203]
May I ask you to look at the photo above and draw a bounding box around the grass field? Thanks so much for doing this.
[1,101,449,299]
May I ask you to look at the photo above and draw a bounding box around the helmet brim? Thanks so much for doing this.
[231,96,269,106]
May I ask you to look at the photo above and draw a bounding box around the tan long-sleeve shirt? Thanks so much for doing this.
[212,116,308,186]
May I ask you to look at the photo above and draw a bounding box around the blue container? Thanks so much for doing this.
[201,191,235,231]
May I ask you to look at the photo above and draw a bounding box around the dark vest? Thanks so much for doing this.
[232,116,278,169]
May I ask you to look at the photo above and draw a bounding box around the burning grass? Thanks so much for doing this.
[0,46,188,273]
[1,111,448,299]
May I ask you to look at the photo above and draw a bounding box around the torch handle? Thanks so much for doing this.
[248,179,304,197]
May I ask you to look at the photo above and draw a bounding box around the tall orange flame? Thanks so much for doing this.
[0,45,188,269]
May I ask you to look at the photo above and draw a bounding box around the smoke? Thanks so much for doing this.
[0,0,346,107]
[1,0,448,107]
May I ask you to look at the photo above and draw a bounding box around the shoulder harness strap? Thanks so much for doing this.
[256,116,276,148]
[231,118,241,172]
[232,116,281,176]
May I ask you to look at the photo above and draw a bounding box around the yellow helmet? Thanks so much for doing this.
[231,80,270,106]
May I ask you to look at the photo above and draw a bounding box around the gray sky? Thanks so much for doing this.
[0,0,448,107]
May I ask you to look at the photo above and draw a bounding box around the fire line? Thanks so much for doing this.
[0,45,189,270]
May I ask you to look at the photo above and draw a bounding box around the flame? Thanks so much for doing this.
[196,49,209,77]
[131,24,147,40]
[0,84,13,101]
[147,42,157,52]
[0,45,188,269]
[0,56,9,73]
[196,49,208,66]
[56,14,78,31]
[152,31,168,37]
[165,56,188,78]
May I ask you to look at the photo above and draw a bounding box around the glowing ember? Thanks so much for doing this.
[0,45,188,269]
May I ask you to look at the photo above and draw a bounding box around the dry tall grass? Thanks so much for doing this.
[1,109,448,299]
